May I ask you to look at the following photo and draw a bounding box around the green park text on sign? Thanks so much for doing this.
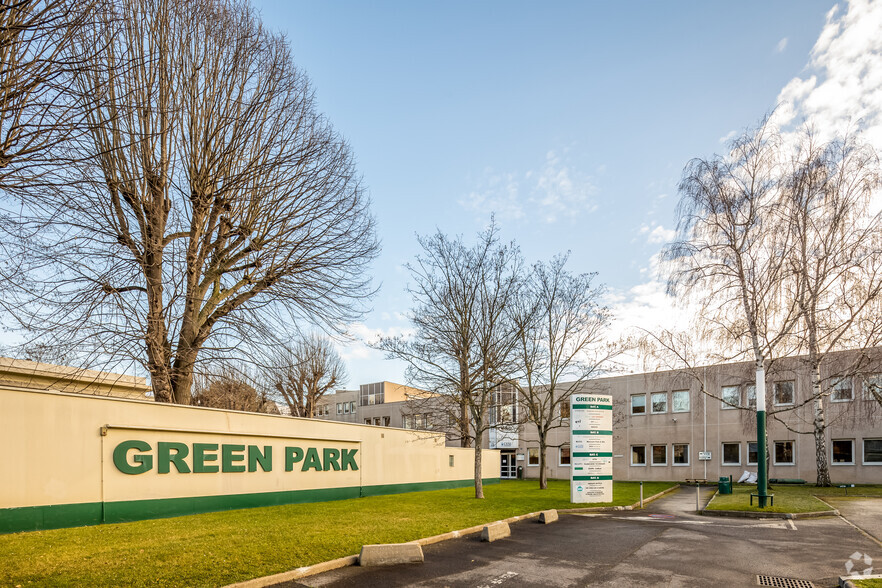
[112,440,358,475]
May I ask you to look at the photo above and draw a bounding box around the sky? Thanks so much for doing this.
[245,0,882,389]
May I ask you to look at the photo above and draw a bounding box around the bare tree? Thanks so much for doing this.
[780,129,882,486]
[192,364,278,413]
[268,334,347,418]
[510,254,617,489]
[1,0,378,403]
[378,222,522,498]
[664,117,799,501]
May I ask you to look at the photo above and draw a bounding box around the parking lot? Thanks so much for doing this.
[277,487,882,588]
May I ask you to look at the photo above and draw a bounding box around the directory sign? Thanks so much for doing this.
[570,394,613,503]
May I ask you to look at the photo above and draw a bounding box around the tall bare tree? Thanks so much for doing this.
[378,222,522,498]
[781,129,882,486]
[268,334,347,418]
[191,364,278,413]
[0,0,378,403]
[510,254,617,489]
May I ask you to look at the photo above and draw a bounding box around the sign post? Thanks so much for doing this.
[570,394,613,503]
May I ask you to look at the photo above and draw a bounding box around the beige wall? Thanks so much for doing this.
[1,386,498,532]
[0,357,150,398]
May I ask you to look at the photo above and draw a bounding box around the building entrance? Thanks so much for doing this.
[500,451,516,479]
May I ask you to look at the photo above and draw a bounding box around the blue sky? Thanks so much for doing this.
[248,0,879,388]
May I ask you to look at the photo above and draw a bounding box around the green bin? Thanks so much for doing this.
[718,476,732,495]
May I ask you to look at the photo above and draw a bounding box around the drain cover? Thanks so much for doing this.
[756,575,814,588]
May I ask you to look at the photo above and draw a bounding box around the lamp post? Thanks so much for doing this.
[755,366,769,508]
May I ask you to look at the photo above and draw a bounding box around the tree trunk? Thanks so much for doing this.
[538,437,548,490]
[811,364,831,486]
[474,443,484,499]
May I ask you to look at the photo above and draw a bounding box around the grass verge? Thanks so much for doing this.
[0,479,674,588]
[705,483,882,513]
[850,580,882,588]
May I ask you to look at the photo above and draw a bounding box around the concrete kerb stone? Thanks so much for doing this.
[481,521,511,542]
[222,555,359,588]
[840,573,882,588]
[539,509,558,524]
[359,543,424,566]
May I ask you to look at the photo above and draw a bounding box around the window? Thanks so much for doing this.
[631,394,646,415]
[383,416,390,427]
[721,386,740,409]
[651,444,667,465]
[774,440,794,465]
[673,443,689,465]
[527,448,540,466]
[559,445,571,466]
[364,418,371,425]
[832,440,854,464]
[403,415,411,429]
[343,402,350,414]
[831,377,853,402]
[449,455,454,467]
[373,417,381,426]
[350,401,357,413]
[359,382,385,406]
[722,443,741,465]
[747,385,756,408]
[864,374,882,400]
[672,390,690,413]
[560,403,570,420]
[748,442,759,465]
[631,445,646,466]
[774,381,794,405]
[336,403,342,415]
[863,439,882,464]
[651,392,667,414]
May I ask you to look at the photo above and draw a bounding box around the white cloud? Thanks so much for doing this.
[335,322,413,363]
[772,0,882,148]
[639,223,676,245]
[775,37,789,53]
[719,129,738,144]
[459,150,597,224]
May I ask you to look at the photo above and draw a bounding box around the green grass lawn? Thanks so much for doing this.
[0,480,675,588]
[705,483,882,513]
[851,580,882,588]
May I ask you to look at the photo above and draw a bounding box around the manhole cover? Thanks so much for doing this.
[756,575,814,588]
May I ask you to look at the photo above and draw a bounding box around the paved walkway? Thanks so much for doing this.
[273,487,881,587]
[823,496,882,545]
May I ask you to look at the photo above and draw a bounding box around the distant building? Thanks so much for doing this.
[0,357,150,399]
[315,381,433,429]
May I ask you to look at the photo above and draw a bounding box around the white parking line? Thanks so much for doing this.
[788,519,797,531]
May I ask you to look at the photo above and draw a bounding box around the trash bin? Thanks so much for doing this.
[718,476,732,495]
[517,466,524,480]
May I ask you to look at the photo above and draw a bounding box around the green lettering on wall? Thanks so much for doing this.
[192,443,219,473]
[113,440,153,475]
[222,444,246,473]
[285,447,303,471]
[340,448,358,471]
[301,447,322,471]
[322,448,341,471]
[157,442,190,474]
[248,445,272,472]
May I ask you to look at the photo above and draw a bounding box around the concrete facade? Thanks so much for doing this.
[0,356,150,399]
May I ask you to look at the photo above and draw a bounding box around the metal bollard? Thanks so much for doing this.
[696,483,700,512]
[640,481,644,508]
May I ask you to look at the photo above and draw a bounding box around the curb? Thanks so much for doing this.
[840,573,882,588]
[224,483,681,588]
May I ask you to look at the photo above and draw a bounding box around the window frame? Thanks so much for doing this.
[863,374,882,400]
[559,445,571,467]
[672,443,690,466]
[774,380,795,406]
[631,394,646,415]
[831,377,854,403]
[527,447,540,467]
[650,392,668,414]
[672,390,690,413]
[651,444,667,466]
[746,385,757,409]
[773,440,795,465]
[336,403,342,415]
[721,442,741,466]
[747,441,759,466]
[720,385,740,410]
[862,438,882,465]
[350,401,357,413]
[343,402,350,414]
[631,445,647,466]
[831,439,855,465]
